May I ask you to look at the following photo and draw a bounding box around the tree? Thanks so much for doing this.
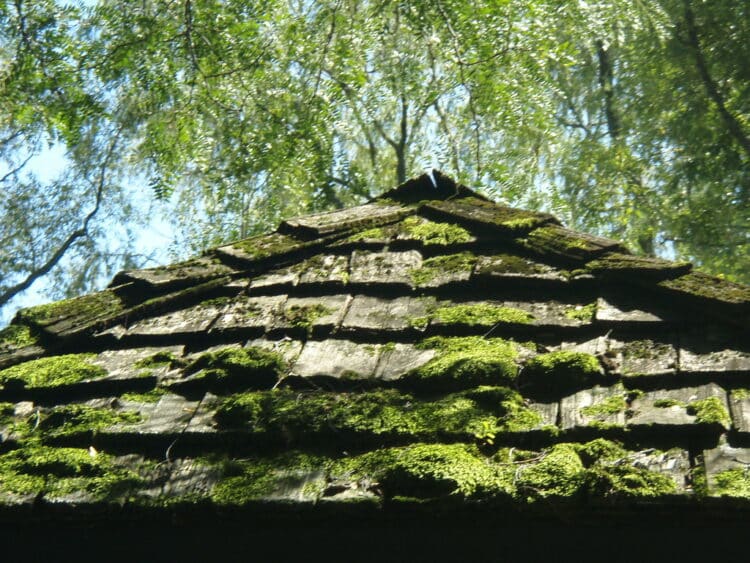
[1,0,748,322]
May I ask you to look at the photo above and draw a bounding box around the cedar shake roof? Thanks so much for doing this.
[1,172,750,542]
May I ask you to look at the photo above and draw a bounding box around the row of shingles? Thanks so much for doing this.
[0,262,236,374]
[188,201,604,392]
[3,316,696,503]
[403,194,748,405]
[557,330,750,435]
[215,248,601,384]
[508,301,748,497]
[192,199,724,450]
[19,191,740,506]
[3,204,737,449]
[0,232,320,509]
[0,271,263,508]
[0,350,216,511]
[31,204,428,448]
[145,296,655,445]
[510,236,748,499]
[606,378,750,499]
[570,238,750,498]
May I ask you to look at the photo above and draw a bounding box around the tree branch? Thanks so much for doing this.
[326,72,380,166]
[0,153,33,185]
[396,95,408,183]
[0,130,122,311]
[595,39,620,140]
[313,0,340,97]
[683,0,750,158]
[434,0,481,176]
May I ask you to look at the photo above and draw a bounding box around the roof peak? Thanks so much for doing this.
[374,170,489,204]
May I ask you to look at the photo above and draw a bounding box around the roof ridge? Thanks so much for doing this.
[374,169,490,204]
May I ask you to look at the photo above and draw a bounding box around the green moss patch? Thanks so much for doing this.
[135,351,178,370]
[213,386,543,443]
[514,443,585,498]
[212,439,678,505]
[333,443,513,500]
[197,296,231,309]
[0,324,40,350]
[510,439,675,500]
[121,388,168,403]
[231,232,305,261]
[584,461,676,498]
[525,225,602,258]
[211,452,325,505]
[580,395,627,418]
[0,402,14,422]
[16,289,125,328]
[347,227,386,242]
[402,216,472,246]
[406,337,521,391]
[564,303,596,322]
[0,445,143,500]
[0,354,107,389]
[659,271,750,305]
[576,439,676,497]
[185,346,285,387]
[520,351,603,399]
[685,397,731,427]
[415,303,534,328]
[335,439,676,502]
[409,252,476,286]
[283,304,333,335]
[712,468,750,497]
[654,398,684,408]
[648,396,730,427]
[575,438,627,466]
[37,404,142,437]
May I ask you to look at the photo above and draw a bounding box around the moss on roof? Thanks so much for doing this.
[0,172,747,523]
[0,354,107,389]
[405,337,522,390]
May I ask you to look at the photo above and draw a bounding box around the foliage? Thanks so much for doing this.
[1,0,749,321]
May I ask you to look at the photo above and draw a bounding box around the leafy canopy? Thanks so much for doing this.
[0,0,748,320]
